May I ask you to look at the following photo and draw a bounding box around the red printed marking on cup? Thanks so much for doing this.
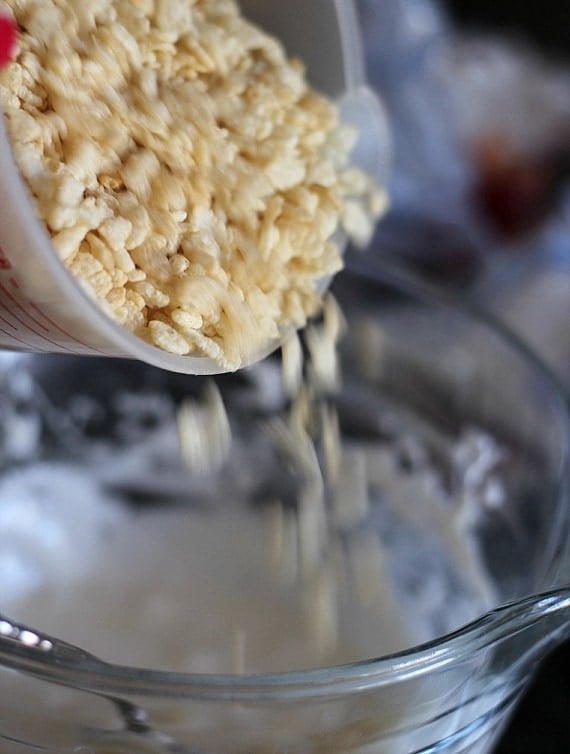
[0,262,106,355]
[0,323,49,351]
[0,283,80,354]
[0,15,17,68]
[0,310,17,331]
[29,301,100,353]
[0,246,13,271]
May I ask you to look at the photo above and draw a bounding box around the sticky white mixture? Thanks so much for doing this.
[0,349,500,673]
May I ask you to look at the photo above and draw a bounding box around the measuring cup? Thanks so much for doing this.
[0,264,568,754]
[0,0,390,375]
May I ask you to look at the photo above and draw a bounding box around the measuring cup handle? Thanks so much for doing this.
[337,85,392,188]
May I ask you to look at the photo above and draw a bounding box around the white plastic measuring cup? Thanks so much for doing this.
[0,0,390,375]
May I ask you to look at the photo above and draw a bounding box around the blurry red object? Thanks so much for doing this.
[0,15,17,68]
[473,134,570,241]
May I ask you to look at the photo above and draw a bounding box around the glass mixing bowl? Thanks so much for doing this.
[0,264,568,754]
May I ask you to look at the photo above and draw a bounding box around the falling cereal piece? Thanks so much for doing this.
[305,320,341,395]
[281,331,304,398]
[298,478,328,576]
[322,294,347,346]
[321,404,341,486]
[289,385,315,439]
[177,382,232,476]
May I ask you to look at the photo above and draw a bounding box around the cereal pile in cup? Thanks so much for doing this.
[0,0,386,370]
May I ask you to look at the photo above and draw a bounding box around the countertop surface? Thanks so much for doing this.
[495,641,570,753]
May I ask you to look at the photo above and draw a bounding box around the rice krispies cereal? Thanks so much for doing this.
[0,0,387,370]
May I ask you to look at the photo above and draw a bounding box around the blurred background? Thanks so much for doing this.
[357,0,569,751]
[445,0,569,61]
[443,4,569,750]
